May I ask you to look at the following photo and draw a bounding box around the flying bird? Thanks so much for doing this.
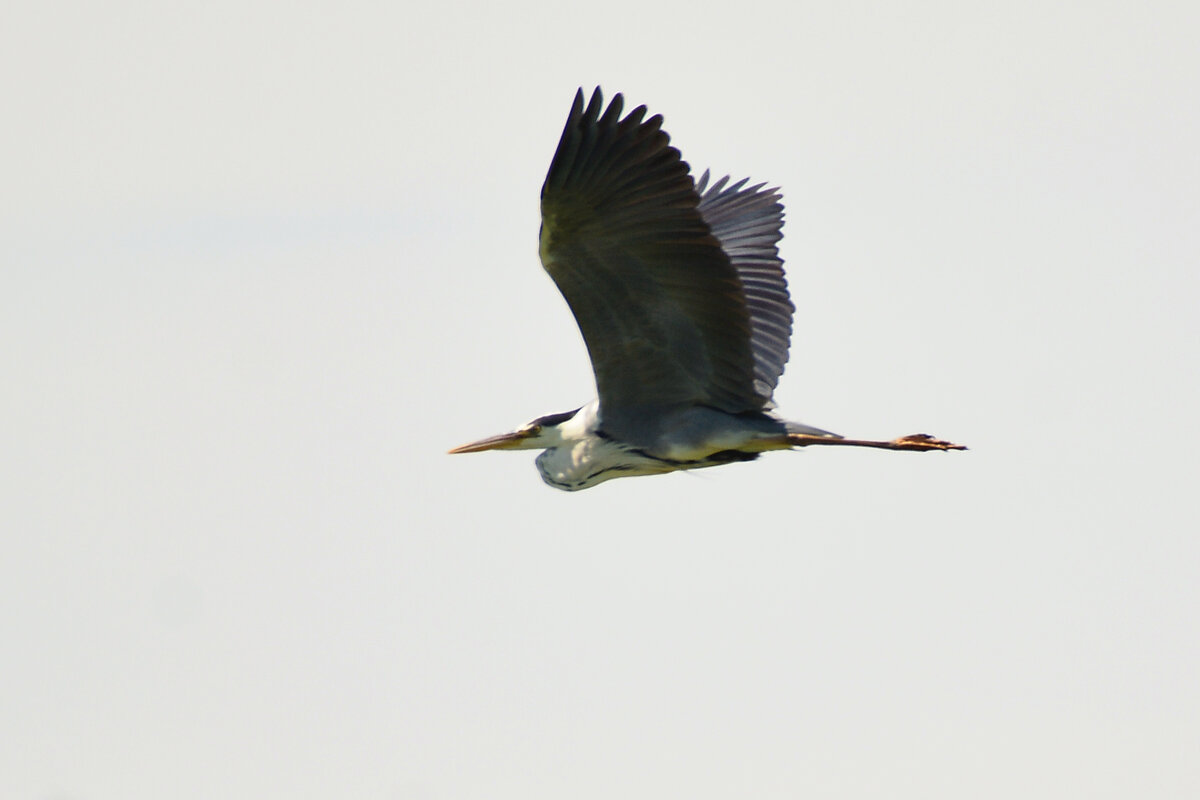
[450,88,964,490]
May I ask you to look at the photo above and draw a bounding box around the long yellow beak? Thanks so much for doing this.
[447,429,536,454]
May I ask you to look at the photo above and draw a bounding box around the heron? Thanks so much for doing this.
[450,88,964,491]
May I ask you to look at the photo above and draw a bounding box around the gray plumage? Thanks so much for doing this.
[695,170,794,403]
[539,89,765,442]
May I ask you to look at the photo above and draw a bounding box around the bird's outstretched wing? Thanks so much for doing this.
[695,171,794,402]
[539,89,766,433]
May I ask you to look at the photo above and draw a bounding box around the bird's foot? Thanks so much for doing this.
[888,433,967,452]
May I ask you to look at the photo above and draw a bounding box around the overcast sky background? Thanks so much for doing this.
[3,2,1199,798]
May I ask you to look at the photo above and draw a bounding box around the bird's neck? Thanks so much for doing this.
[538,401,599,447]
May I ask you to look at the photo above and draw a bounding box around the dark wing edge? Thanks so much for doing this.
[539,88,767,424]
[695,170,795,401]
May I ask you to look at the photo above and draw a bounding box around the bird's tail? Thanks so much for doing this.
[783,420,841,439]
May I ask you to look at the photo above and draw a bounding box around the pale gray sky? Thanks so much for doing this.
[3,2,1199,798]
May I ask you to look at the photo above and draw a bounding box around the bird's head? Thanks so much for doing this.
[447,408,581,455]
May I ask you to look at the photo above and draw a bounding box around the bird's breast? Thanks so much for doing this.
[534,437,675,491]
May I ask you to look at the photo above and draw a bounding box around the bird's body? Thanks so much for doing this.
[450,88,964,490]
[524,401,830,491]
